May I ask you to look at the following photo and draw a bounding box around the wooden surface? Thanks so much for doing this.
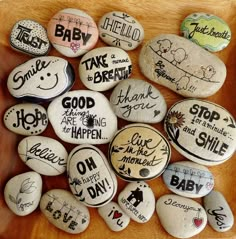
[0,0,235,238]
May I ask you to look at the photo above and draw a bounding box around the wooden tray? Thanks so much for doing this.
[0,0,235,238]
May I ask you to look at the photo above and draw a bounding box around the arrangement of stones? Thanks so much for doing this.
[3,8,236,238]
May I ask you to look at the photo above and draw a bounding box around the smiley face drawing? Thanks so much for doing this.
[7,56,75,102]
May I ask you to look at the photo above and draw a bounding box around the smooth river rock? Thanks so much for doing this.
[164,99,236,165]
[18,136,68,176]
[40,189,90,234]
[181,12,231,52]
[163,161,214,198]
[4,171,42,216]
[98,201,130,231]
[118,181,155,223]
[47,8,99,57]
[156,194,207,238]
[7,56,75,103]
[203,190,234,232]
[109,123,171,181]
[47,90,117,144]
[10,19,50,56]
[139,34,226,98]
[98,11,144,50]
[79,46,132,91]
[4,103,48,135]
[67,145,117,207]
[110,78,167,123]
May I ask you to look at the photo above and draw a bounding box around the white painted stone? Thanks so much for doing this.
[3,103,48,135]
[139,34,226,98]
[40,189,90,234]
[47,90,117,144]
[18,136,68,176]
[10,19,50,56]
[47,8,99,57]
[118,181,155,223]
[109,123,171,181]
[156,194,207,238]
[163,161,214,198]
[203,190,234,232]
[99,11,144,50]
[164,99,236,165]
[4,171,42,216]
[7,56,75,103]
[98,201,130,231]
[79,47,132,91]
[110,78,167,123]
[67,145,117,207]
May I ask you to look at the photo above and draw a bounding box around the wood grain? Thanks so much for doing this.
[0,0,235,238]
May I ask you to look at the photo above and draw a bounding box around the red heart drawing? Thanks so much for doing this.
[113,210,122,219]
[193,217,203,228]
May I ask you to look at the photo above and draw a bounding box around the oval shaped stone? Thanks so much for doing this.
[181,13,231,52]
[47,8,99,57]
[98,201,130,231]
[4,171,42,216]
[109,123,171,181]
[7,56,75,103]
[18,136,68,176]
[98,11,144,50]
[164,99,236,165]
[110,78,167,123]
[40,189,90,234]
[139,34,226,98]
[4,103,48,135]
[79,47,132,91]
[10,19,50,57]
[163,161,214,198]
[118,181,155,223]
[156,194,207,238]
[67,145,117,207]
[203,190,234,232]
[47,90,117,144]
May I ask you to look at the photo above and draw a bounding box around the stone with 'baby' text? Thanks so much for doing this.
[18,136,68,176]
[40,189,90,234]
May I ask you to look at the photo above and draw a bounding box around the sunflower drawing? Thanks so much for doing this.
[166,110,185,129]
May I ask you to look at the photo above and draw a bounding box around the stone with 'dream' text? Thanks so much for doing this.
[110,78,167,123]
[40,189,90,234]
[18,136,68,176]
[156,194,207,238]
[79,47,132,91]
[164,99,236,166]
[181,12,231,52]
[4,171,42,216]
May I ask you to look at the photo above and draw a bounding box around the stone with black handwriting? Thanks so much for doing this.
[109,123,171,181]
[79,47,132,91]
[110,78,167,123]
[139,34,226,97]
[118,181,155,223]
[164,99,236,165]
[47,8,99,57]
[98,201,130,231]
[98,11,144,50]
[3,103,48,135]
[47,90,117,144]
[18,136,68,176]
[7,56,75,103]
[67,145,117,207]
[40,189,90,234]
[163,161,214,198]
[181,12,231,52]
[156,194,207,238]
[203,190,234,232]
[10,19,50,56]
[4,171,42,216]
